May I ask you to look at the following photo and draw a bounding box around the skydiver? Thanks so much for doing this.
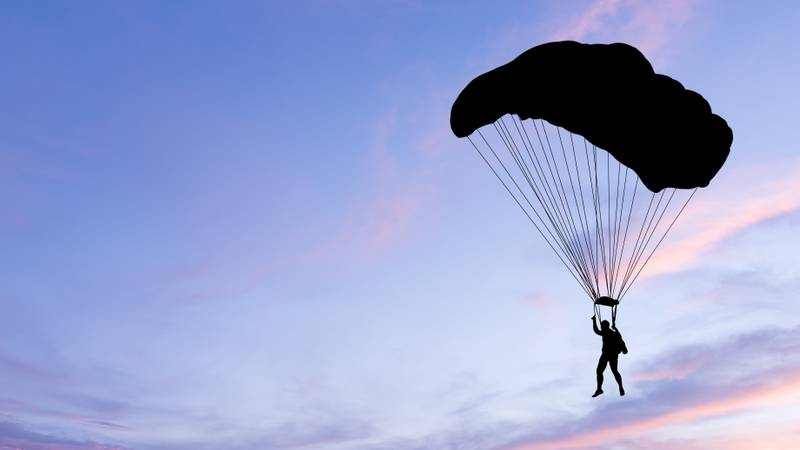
[591,315,627,397]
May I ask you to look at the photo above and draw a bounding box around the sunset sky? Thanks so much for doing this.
[2,1,800,449]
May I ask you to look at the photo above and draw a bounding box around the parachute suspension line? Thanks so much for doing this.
[467,133,589,298]
[617,188,676,297]
[618,190,665,295]
[619,178,639,276]
[582,139,601,294]
[468,132,595,300]
[556,126,597,297]
[522,121,605,300]
[494,120,594,293]
[532,121,592,284]
[608,154,623,294]
[583,139,603,295]
[515,119,572,251]
[611,170,636,296]
[569,132,601,297]
[514,120,584,279]
[515,118,577,246]
[618,188,697,300]
[606,151,621,295]
[509,120,602,299]
[605,150,613,294]
[609,165,626,295]
[593,145,611,296]
[508,118,598,297]
[583,143,597,279]
[616,190,657,295]
[561,128,601,298]
[631,190,676,276]
[468,117,697,304]
[617,189,671,297]
[613,164,627,293]
[525,120,598,297]
[500,119,578,266]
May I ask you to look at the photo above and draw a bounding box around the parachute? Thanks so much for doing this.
[450,41,732,315]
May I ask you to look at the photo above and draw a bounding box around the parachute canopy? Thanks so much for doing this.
[451,41,732,193]
[450,41,732,303]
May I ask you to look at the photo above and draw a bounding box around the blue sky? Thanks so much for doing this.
[2,1,800,449]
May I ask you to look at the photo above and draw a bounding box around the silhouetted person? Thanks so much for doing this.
[591,316,627,397]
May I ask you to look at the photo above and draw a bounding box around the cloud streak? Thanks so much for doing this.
[501,325,800,450]
[552,0,698,65]
[643,159,800,277]
[509,375,800,449]
[0,398,129,432]
[0,421,126,450]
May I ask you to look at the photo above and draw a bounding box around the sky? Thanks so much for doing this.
[2,1,800,449]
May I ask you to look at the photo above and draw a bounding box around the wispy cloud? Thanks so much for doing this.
[643,159,800,277]
[521,292,559,320]
[347,188,424,258]
[509,375,800,449]
[700,423,800,450]
[252,108,435,268]
[0,398,129,432]
[0,351,64,383]
[551,0,700,66]
[501,325,800,450]
[0,420,126,450]
[122,412,375,450]
[330,326,800,450]
[629,359,701,382]
[157,106,438,303]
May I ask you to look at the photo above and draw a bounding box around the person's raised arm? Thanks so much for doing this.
[591,316,601,335]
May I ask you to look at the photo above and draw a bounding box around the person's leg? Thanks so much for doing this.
[594,355,608,396]
[610,357,624,395]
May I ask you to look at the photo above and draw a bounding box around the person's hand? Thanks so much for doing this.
[591,315,596,321]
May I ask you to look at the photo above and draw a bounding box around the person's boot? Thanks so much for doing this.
[592,389,603,397]
[619,385,625,396]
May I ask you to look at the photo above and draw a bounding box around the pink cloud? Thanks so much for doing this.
[0,399,129,432]
[553,0,623,41]
[173,191,422,301]
[491,327,800,449]
[0,420,126,450]
[249,186,423,277]
[270,108,432,262]
[356,189,423,257]
[641,159,800,278]
[0,439,124,450]
[281,109,431,262]
[507,373,800,449]
[707,423,800,450]
[0,352,64,382]
[584,424,800,450]
[630,358,701,382]
[521,292,558,320]
[551,0,699,65]
[169,109,436,302]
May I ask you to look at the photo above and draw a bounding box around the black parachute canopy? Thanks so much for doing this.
[450,41,732,192]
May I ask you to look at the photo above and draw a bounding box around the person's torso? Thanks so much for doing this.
[601,330,620,354]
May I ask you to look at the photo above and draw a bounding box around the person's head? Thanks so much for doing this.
[601,320,610,330]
